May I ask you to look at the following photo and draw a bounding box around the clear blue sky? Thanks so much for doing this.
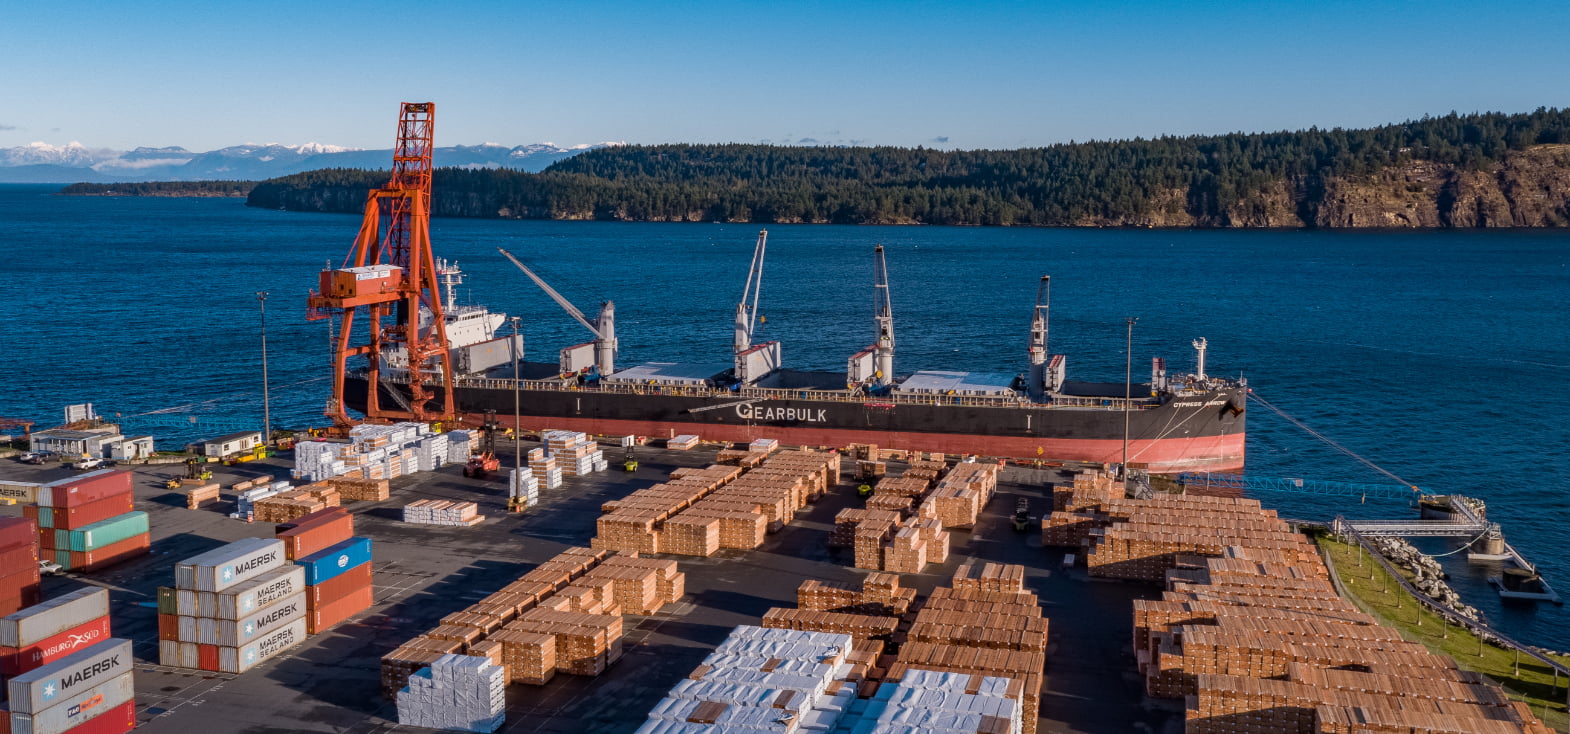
[3,0,1568,152]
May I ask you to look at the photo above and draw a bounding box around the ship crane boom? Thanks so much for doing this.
[734,230,767,353]
[873,245,895,387]
[497,247,617,376]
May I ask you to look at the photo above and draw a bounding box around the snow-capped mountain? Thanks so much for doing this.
[0,141,620,183]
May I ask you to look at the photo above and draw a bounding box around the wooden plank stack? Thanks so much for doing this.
[830,508,901,548]
[841,461,960,573]
[759,608,899,643]
[379,547,685,697]
[324,477,390,502]
[252,484,341,523]
[921,463,1000,529]
[401,499,483,526]
[1037,470,1555,734]
[796,574,916,616]
[185,483,220,509]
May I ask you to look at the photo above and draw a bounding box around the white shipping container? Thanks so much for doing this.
[175,537,286,592]
[218,618,306,674]
[195,591,304,647]
[0,587,109,648]
[6,638,132,714]
[8,672,134,734]
[216,566,306,620]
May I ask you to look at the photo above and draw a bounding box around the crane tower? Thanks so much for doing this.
[307,102,455,428]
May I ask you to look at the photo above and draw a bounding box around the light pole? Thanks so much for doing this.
[258,291,271,447]
[1122,316,1137,477]
[510,316,522,496]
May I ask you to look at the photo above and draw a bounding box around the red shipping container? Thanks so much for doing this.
[37,528,56,551]
[39,471,132,509]
[60,698,136,734]
[306,561,373,607]
[0,561,43,591]
[66,533,150,572]
[157,612,178,642]
[198,643,219,671]
[0,614,111,676]
[0,517,36,548]
[0,587,42,617]
[25,493,133,530]
[275,506,349,534]
[280,513,354,561]
[307,583,373,634]
[0,544,39,573]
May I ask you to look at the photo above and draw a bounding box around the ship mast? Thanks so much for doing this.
[732,230,780,385]
[1192,337,1208,382]
[1027,275,1049,400]
[873,245,895,388]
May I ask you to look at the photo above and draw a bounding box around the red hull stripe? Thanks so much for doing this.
[485,414,1244,473]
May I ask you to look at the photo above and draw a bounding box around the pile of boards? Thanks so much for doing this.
[595,450,839,557]
[293,422,473,483]
[542,430,608,477]
[2,590,136,734]
[185,482,220,509]
[667,435,699,451]
[1047,471,1554,734]
[834,460,999,574]
[395,653,507,733]
[380,546,685,698]
[252,484,341,523]
[402,499,483,526]
[739,562,1047,734]
[24,470,150,572]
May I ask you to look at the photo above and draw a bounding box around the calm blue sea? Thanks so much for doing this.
[2,184,1567,648]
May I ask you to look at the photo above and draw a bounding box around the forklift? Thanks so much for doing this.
[463,410,502,479]
[165,457,212,489]
[1011,497,1031,533]
[622,446,638,473]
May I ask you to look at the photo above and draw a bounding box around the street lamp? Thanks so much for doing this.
[258,291,271,447]
[510,316,522,497]
[1122,316,1137,478]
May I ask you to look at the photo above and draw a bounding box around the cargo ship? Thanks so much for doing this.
[339,232,1245,472]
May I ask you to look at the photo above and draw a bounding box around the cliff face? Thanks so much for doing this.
[1315,145,1570,228]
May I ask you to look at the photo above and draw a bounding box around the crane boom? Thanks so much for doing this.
[734,230,768,353]
[873,245,895,386]
[497,247,602,338]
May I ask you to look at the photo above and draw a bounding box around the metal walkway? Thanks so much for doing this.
[1334,496,1492,538]
[1175,472,1426,502]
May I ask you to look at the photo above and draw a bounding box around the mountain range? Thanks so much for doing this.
[0,141,618,183]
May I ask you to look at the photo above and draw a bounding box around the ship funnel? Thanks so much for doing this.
[1192,337,1208,382]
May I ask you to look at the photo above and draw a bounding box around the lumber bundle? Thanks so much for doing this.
[325,477,390,502]
[251,484,340,523]
[840,461,961,573]
[759,608,898,642]
[1042,468,1554,734]
[184,483,220,509]
[379,547,685,697]
[795,574,916,616]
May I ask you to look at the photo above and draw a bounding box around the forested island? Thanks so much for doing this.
[247,108,1569,227]
[62,181,255,197]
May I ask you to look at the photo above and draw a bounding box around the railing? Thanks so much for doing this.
[1328,518,1570,682]
[362,370,1171,411]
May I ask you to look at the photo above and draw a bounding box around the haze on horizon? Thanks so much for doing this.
[4,0,1568,153]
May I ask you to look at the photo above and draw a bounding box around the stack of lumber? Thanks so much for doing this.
[251,484,340,523]
[325,477,390,501]
[184,483,220,509]
[881,517,948,573]
[853,519,895,570]
[760,608,899,643]
[401,499,483,526]
[891,563,1048,734]
[840,462,958,573]
[796,574,916,616]
[920,462,999,529]
[379,547,686,696]
[1033,469,1556,734]
[595,450,838,557]
[830,508,900,548]
[667,434,699,450]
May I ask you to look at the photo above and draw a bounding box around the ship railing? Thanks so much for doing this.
[366,370,1161,410]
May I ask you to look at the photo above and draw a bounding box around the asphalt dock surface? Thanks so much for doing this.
[0,446,1179,734]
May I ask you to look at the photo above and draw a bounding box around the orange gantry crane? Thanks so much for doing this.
[307,102,455,429]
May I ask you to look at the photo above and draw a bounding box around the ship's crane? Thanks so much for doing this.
[872,245,895,388]
[732,230,780,385]
[306,102,454,428]
[1027,275,1049,400]
[496,247,617,377]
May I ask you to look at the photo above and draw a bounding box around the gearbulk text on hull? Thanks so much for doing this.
[334,232,1245,473]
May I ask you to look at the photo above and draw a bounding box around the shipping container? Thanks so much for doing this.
[56,534,149,572]
[56,698,134,734]
[7,672,133,734]
[175,538,286,593]
[296,537,372,586]
[0,482,40,505]
[0,616,111,676]
[218,618,306,674]
[194,592,304,647]
[307,584,373,634]
[306,562,372,607]
[0,588,109,648]
[36,472,130,510]
[0,518,38,550]
[48,513,147,553]
[6,639,132,714]
[0,545,39,574]
[26,495,133,531]
[214,566,306,620]
[155,640,198,669]
[155,587,176,616]
[277,510,353,561]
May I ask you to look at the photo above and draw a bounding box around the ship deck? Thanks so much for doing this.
[0,447,1181,734]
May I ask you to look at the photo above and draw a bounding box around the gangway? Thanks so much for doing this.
[1176,472,1426,502]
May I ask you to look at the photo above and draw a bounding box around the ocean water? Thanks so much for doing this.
[2,184,1567,648]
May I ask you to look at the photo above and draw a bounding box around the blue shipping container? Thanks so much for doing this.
[297,536,372,586]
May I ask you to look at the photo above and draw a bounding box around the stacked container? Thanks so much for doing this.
[292,531,373,635]
[0,518,41,616]
[6,638,136,734]
[158,538,306,673]
[0,587,111,679]
[28,471,149,572]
